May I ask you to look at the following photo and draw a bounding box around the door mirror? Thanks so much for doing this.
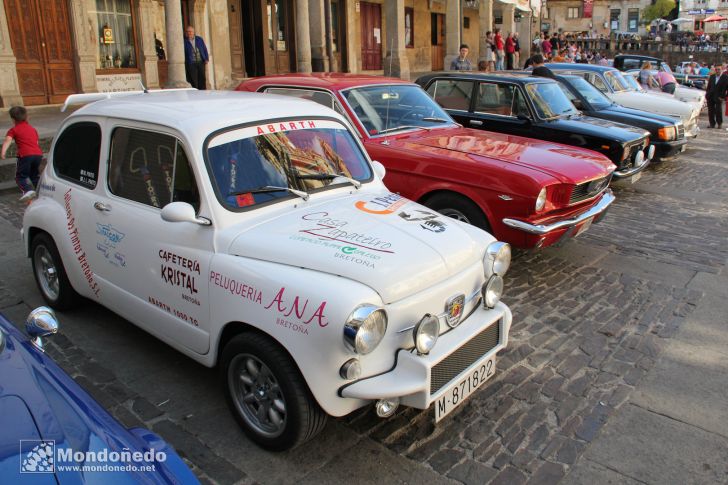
[371,160,386,180]
[161,202,211,226]
[26,306,58,352]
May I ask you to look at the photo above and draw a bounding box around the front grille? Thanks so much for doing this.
[569,174,612,205]
[430,321,500,394]
[676,124,685,140]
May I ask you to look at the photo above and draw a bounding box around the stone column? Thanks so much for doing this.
[207,0,233,88]
[165,0,190,87]
[309,0,329,71]
[345,0,359,72]
[383,0,410,79]
[502,4,515,37]
[138,0,160,89]
[444,0,461,70]
[295,0,313,72]
[67,0,98,93]
[478,0,493,62]
[0,0,23,105]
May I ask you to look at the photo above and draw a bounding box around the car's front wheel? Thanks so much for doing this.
[425,193,491,232]
[221,332,327,451]
[31,233,80,310]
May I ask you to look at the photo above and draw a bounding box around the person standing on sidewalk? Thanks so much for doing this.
[450,44,473,71]
[184,26,209,90]
[1,106,43,201]
[505,33,515,70]
[714,65,728,129]
[494,29,505,70]
[706,65,722,128]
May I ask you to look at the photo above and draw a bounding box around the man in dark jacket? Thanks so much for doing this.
[713,65,728,129]
[530,54,556,79]
[184,26,209,90]
[707,64,725,128]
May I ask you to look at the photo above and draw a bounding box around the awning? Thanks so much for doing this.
[516,3,531,11]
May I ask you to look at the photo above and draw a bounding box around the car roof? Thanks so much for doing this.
[244,72,415,90]
[418,71,553,84]
[546,63,618,73]
[72,90,347,135]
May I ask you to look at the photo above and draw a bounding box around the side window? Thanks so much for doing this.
[263,87,343,114]
[108,128,199,210]
[429,80,473,111]
[512,89,530,117]
[475,83,516,116]
[559,84,578,102]
[588,74,608,92]
[53,122,101,189]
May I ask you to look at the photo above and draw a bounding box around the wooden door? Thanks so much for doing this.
[431,13,445,71]
[4,0,78,105]
[228,0,245,77]
[360,2,381,70]
[263,0,294,74]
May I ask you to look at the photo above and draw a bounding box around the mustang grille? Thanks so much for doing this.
[569,175,612,205]
[430,321,500,394]
[676,124,685,140]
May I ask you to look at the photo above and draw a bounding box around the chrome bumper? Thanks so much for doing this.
[502,189,615,235]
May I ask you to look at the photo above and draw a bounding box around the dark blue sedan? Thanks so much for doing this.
[0,307,199,484]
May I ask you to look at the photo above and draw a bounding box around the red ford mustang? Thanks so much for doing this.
[237,74,616,249]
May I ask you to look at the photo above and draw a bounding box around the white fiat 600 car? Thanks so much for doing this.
[22,91,512,450]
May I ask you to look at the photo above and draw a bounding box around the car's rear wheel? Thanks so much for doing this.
[221,332,327,451]
[31,233,80,310]
[425,193,491,232]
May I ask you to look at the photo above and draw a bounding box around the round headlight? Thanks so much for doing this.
[484,241,511,277]
[634,150,645,167]
[482,275,504,309]
[413,314,439,355]
[535,187,547,212]
[344,305,387,355]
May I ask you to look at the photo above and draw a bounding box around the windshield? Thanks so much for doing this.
[621,73,644,92]
[604,71,630,92]
[206,120,372,210]
[341,84,455,136]
[567,76,613,109]
[659,62,673,74]
[525,82,579,119]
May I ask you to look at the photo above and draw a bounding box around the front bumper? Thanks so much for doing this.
[653,138,688,159]
[339,301,511,410]
[612,144,654,179]
[502,189,615,236]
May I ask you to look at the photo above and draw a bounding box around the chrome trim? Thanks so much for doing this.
[25,307,59,352]
[567,174,612,207]
[502,189,615,235]
[499,194,513,201]
[612,159,650,178]
[343,304,387,354]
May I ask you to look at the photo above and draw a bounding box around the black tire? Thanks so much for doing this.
[220,332,327,451]
[30,233,80,310]
[424,193,491,232]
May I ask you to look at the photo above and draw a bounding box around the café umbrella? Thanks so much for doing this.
[703,14,727,22]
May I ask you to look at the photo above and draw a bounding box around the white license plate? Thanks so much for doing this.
[628,171,642,184]
[574,216,594,237]
[680,145,687,153]
[435,355,496,422]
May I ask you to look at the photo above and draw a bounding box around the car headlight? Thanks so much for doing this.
[621,145,630,161]
[535,187,547,212]
[484,241,511,277]
[413,314,439,355]
[657,126,676,141]
[343,305,387,355]
[482,275,504,309]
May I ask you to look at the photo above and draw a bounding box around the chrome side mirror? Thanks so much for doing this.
[0,330,6,354]
[161,202,211,226]
[26,306,59,352]
[371,160,386,180]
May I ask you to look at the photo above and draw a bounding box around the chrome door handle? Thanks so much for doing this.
[94,201,111,212]
[469,120,483,126]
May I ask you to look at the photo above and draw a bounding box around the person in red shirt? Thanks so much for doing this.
[2,106,43,201]
[505,33,515,70]
[494,29,505,70]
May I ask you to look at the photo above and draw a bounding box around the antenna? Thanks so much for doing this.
[383,39,394,146]
[139,80,149,93]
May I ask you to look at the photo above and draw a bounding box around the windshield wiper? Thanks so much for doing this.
[230,186,309,201]
[421,117,450,123]
[294,172,362,189]
[377,124,432,135]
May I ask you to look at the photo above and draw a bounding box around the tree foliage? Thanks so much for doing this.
[642,0,676,23]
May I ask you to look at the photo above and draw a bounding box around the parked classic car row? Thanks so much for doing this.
[17,60,702,456]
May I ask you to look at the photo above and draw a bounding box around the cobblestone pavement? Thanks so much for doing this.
[0,118,725,484]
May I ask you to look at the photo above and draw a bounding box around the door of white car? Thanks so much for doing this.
[82,125,212,355]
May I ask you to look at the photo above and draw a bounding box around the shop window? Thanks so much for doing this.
[405,7,414,48]
[610,9,620,31]
[93,0,138,70]
[463,17,470,29]
[494,10,503,25]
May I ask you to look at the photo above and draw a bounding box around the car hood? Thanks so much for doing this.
[390,127,614,184]
[227,191,491,304]
[599,105,676,127]
[608,91,693,121]
[557,114,649,140]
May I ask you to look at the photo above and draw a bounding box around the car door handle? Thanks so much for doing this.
[94,201,111,212]
[469,120,483,126]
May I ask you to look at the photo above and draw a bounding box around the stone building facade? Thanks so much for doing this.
[541,0,649,37]
[0,0,538,107]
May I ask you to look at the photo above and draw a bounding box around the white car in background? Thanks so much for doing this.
[623,69,705,109]
[21,90,513,451]
[547,64,701,138]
